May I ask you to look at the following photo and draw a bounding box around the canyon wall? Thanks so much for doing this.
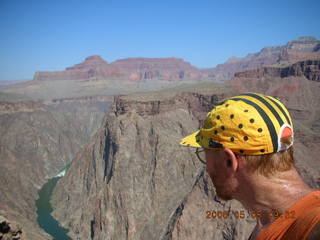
[51,89,256,240]
[0,97,112,239]
[234,59,320,81]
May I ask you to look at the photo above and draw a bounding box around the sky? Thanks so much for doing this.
[0,0,320,81]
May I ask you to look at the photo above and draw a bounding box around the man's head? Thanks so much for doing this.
[181,93,295,200]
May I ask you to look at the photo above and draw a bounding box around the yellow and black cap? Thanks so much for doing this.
[180,93,294,155]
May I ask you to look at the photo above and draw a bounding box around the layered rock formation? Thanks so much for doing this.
[51,58,320,240]
[0,97,112,239]
[234,58,320,81]
[33,56,120,81]
[204,37,320,81]
[34,56,203,82]
[111,57,202,81]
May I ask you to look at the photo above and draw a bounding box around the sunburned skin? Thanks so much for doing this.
[204,147,315,240]
[237,169,313,239]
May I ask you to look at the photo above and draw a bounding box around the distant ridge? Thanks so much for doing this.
[33,37,320,82]
[203,36,320,81]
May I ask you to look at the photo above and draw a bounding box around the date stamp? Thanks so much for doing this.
[205,209,296,220]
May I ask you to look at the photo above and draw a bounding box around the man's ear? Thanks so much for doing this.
[223,148,238,172]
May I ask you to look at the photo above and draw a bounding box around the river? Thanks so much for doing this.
[36,164,72,240]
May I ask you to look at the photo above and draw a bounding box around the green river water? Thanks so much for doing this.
[36,165,72,240]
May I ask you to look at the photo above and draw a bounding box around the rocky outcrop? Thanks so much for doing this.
[277,49,320,63]
[285,37,320,52]
[233,59,320,81]
[0,216,23,240]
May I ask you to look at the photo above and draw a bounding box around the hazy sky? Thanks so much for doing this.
[1,0,319,80]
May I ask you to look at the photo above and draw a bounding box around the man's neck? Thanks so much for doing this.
[235,168,313,227]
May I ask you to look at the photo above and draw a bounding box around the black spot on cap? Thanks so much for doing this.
[240,150,244,153]
[244,110,249,112]
[238,124,243,129]
[230,137,234,142]
[216,115,220,120]
[230,114,234,119]
[260,149,265,153]
[250,119,254,123]
[221,126,225,130]
[208,139,223,148]
[214,130,218,134]
[244,136,249,141]
[258,128,263,132]
[225,104,229,107]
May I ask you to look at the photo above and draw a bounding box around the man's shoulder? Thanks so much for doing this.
[307,223,320,240]
[284,206,320,239]
[249,190,320,240]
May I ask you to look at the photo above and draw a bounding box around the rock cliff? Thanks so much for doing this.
[51,89,253,240]
[234,58,320,81]
[111,57,202,81]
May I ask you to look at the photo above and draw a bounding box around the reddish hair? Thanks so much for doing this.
[243,136,294,176]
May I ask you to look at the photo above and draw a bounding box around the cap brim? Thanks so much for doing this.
[180,130,202,148]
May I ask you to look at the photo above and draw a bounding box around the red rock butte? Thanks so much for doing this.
[33,56,203,81]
